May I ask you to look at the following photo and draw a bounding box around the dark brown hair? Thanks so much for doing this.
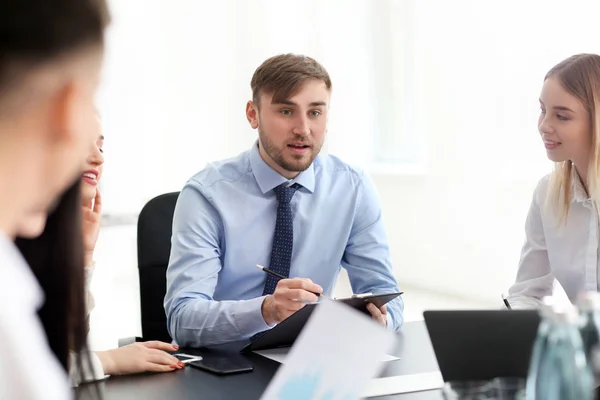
[250,53,332,107]
[16,181,87,372]
[0,0,110,94]
[16,181,103,400]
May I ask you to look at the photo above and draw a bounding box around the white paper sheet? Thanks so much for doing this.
[254,347,400,364]
[362,371,444,398]
[260,299,397,400]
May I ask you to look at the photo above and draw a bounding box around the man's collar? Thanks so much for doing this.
[249,141,315,194]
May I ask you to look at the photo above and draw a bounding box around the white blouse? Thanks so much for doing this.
[0,231,72,399]
[508,172,600,308]
[69,261,105,386]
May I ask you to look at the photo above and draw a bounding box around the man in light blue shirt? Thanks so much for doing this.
[165,54,403,347]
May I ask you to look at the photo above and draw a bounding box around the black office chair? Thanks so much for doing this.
[119,192,179,346]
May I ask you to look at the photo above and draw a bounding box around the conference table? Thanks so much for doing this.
[77,321,443,400]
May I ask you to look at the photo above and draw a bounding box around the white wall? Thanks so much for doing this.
[382,0,600,303]
[95,0,600,307]
[97,0,410,215]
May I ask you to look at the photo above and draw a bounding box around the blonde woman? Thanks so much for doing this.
[508,54,600,308]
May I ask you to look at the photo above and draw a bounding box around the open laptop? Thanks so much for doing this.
[423,310,540,382]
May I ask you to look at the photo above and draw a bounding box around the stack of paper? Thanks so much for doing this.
[259,300,397,400]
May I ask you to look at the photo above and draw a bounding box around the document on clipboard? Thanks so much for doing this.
[241,291,403,353]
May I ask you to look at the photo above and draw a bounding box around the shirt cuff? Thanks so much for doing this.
[505,296,544,309]
[84,261,96,316]
[84,261,95,292]
[233,296,274,337]
[386,312,393,329]
[89,351,107,381]
[69,350,106,387]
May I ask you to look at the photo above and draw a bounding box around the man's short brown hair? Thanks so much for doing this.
[250,53,332,107]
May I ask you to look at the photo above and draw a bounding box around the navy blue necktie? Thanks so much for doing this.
[262,183,299,295]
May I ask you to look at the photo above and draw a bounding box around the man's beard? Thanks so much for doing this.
[258,127,321,172]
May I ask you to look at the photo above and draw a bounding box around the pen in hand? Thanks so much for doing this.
[255,264,325,299]
[501,293,512,310]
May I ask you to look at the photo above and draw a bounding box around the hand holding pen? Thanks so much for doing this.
[256,264,325,325]
[501,293,512,310]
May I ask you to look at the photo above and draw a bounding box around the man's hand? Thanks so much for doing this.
[96,341,183,375]
[366,303,387,327]
[261,278,323,325]
[82,189,102,266]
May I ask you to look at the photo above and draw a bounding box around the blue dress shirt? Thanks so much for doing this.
[164,142,403,347]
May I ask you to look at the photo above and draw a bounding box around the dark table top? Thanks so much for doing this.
[77,321,443,400]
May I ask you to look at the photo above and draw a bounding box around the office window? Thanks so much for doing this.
[314,0,423,172]
[97,0,421,216]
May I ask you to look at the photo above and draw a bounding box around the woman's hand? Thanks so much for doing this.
[96,341,184,375]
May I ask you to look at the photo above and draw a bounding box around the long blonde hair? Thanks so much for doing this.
[545,54,600,222]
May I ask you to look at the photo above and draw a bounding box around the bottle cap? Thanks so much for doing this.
[553,304,580,324]
[577,291,600,311]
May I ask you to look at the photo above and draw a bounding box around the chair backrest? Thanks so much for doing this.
[137,192,179,343]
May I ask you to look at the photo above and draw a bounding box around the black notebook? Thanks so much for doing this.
[242,292,402,353]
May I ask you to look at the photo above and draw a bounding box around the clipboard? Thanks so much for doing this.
[336,292,403,315]
[241,292,402,353]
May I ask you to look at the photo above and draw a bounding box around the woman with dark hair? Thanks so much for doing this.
[16,181,93,384]
[0,0,109,397]
[17,131,184,386]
